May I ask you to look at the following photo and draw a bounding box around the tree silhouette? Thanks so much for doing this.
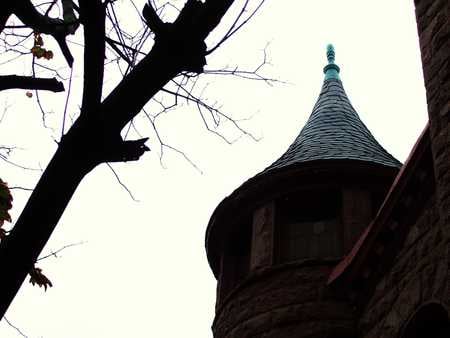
[0,0,266,318]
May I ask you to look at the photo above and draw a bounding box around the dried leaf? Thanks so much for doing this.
[0,179,12,230]
[31,46,45,58]
[44,50,54,60]
[0,228,6,240]
[34,32,43,46]
[29,267,53,291]
[31,33,52,60]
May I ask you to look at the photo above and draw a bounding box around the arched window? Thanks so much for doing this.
[401,303,450,338]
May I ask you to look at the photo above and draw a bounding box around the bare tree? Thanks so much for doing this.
[0,0,268,318]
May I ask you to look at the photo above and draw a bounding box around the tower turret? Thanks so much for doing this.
[206,46,401,338]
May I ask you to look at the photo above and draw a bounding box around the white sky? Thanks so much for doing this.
[0,0,428,337]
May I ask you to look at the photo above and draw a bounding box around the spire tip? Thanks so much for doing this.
[326,44,335,64]
[324,44,340,80]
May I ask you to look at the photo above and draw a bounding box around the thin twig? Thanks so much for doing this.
[8,186,33,191]
[31,55,54,131]
[37,241,86,261]
[142,108,203,174]
[106,163,139,201]
[61,64,74,138]
[0,155,42,171]
[207,0,266,55]
[3,317,28,338]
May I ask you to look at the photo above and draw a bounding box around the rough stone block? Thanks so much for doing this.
[432,259,448,300]
[415,0,439,20]
[250,202,274,270]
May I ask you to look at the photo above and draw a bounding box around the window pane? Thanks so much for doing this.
[275,189,342,263]
[279,219,339,261]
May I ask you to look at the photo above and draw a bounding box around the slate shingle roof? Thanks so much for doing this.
[262,77,402,174]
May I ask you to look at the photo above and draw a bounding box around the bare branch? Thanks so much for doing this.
[0,75,64,92]
[12,0,79,66]
[37,241,85,261]
[142,108,203,173]
[102,137,150,163]
[0,3,13,33]
[207,0,266,55]
[31,57,55,130]
[0,155,42,171]
[106,163,138,201]
[170,79,260,142]
[142,1,166,35]
[3,317,28,338]
[79,0,106,113]
[0,0,268,320]
[61,64,74,138]
[105,37,133,65]
[8,186,33,191]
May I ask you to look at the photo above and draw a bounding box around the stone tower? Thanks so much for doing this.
[205,45,402,338]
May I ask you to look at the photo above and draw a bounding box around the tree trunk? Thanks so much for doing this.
[0,119,98,316]
[0,0,239,319]
[0,36,184,317]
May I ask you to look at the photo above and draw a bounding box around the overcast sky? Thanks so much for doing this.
[0,1,428,337]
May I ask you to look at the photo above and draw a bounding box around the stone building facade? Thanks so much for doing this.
[205,1,450,337]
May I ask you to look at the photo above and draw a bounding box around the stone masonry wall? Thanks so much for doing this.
[359,195,448,338]
[213,263,355,338]
[414,0,450,307]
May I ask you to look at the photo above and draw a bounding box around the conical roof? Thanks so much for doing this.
[262,45,401,173]
[205,45,402,277]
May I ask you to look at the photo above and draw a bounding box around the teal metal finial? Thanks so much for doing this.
[323,43,340,80]
[326,44,335,64]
